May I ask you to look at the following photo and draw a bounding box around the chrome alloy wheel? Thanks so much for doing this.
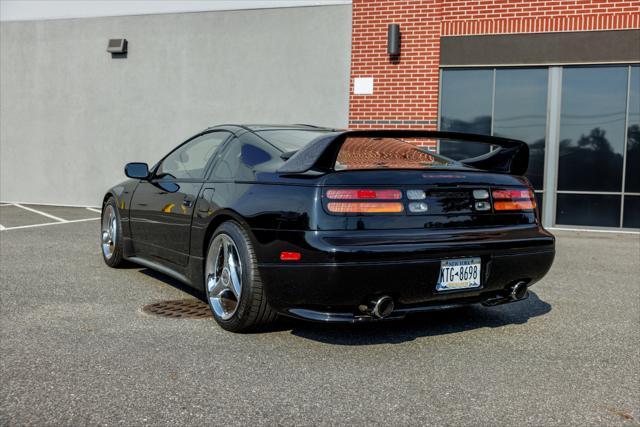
[206,234,243,320]
[101,205,117,259]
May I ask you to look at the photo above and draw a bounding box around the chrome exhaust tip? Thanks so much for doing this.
[509,281,528,301]
[370,296,394,319]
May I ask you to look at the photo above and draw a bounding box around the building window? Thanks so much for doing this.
[439,65,639,230]
[556,65,638,229]
[493,68,548,191]
[439,69,492,160]
[623,66,640,228]
[439,67,548,203]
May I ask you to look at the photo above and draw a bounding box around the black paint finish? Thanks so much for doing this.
[103,124,555,322]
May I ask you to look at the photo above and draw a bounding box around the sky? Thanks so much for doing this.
[0,0,350,21]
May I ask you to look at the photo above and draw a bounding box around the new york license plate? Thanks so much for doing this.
[436,257,481,291]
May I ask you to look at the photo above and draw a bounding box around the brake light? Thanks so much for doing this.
[326,189,402,200]
[492,189,531,200]
[327,202,404,213]
[492,188,536,211]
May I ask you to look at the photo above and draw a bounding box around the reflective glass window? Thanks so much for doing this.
[493,68,548,190]
[534,193,543,216]
[257,129,332,153]
[556,194,621,227]
[212,135,279,181]
[557,66,627,192]
[623,196,640,229]
[334,137,451,171]
[439,69,493,159]
[625,65,640,193]
[156,132,230,180]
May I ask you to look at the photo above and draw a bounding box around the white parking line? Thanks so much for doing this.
[0,224,5,230]
[86,207,102,214]
[0,203,12,207]
[0,217,99,231]
[13,203,67,222]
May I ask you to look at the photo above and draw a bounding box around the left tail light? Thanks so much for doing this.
[492,188,536,211]
[325,188,404,214]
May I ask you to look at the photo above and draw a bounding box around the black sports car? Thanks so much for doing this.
[101,124,555,332]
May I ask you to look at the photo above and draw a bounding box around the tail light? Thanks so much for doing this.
[325,188,404,213]
[492,188,536,211]
[327,202,404,213]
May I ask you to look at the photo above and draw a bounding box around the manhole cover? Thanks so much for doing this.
[142,299,212,319]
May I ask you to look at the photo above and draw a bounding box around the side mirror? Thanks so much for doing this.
[124,162,149,179]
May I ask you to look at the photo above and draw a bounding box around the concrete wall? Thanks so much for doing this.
[0,5,351,206]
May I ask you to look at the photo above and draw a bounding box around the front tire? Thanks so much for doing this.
[205,221,276,332]
[101,197,125,267]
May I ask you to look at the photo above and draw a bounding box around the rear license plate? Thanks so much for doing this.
[436,257,481,291]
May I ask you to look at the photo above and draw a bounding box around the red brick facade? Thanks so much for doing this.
[348,0,640,133]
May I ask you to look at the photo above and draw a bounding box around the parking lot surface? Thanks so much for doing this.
[1,204,639,425]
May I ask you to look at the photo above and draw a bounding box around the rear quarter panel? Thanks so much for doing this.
[189,181,320,260]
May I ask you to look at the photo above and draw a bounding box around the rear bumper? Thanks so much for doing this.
[256,225,555,320]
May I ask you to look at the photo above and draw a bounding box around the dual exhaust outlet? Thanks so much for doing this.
[361,282,528,317]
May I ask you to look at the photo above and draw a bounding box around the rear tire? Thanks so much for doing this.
[204,221,277,332]
[101,197,125,267]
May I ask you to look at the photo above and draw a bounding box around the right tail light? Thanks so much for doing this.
[492,188,536,211]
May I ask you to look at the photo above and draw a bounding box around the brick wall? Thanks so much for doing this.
[442,0,640,36]
[350,0,442,132]
[348,0,640,133]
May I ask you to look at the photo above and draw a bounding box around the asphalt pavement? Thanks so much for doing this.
[1,204,639,426]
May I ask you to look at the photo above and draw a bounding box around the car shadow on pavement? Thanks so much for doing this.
[134,268,551,345]
[138,268,206,301]
[287,292,551,345]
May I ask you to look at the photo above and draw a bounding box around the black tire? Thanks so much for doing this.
[205,221,277,332]
[100,197,125,268]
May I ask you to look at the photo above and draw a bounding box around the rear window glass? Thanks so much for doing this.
[256,130,331,152]
[334,137,452,171]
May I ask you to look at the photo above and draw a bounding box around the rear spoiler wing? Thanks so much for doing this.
[277,130,529,176]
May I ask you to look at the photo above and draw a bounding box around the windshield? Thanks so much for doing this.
[334,137,453,170]
[256,129,331,152]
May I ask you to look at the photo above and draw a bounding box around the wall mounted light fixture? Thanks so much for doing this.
[107,38,127,58]
[387,24,400,57]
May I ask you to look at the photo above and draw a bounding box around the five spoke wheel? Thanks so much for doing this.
[101,204,117,260]
[205,234,243,320]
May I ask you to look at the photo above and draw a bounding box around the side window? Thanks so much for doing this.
[211,137,274,181]
[156,132,230,180]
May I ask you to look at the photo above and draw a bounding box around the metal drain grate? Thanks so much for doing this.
[143,299,212,319]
